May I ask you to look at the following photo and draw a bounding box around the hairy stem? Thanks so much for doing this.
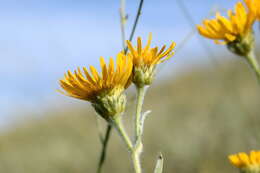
[113,117,143,173]
[133,86,148,173]
[113,118,133,151]
[135,86,147,143]
[132,151,142,173]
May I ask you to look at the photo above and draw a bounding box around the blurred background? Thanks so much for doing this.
[0,0,260,172]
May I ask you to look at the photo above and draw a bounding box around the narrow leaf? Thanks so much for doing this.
[140,110,151,135]
[154,153,164,173]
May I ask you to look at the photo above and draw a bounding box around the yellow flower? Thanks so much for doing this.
[244,0,260,20]
[126,33,175,87]
[197,2,255,44]
[229,150,260,173]
[59,53,133,119]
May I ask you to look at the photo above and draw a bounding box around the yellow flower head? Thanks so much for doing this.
[126,33,175,68]
[197,2,255,44]
[126,33,175,87]
[245,0,260,20]
[59,53,133,119]
[229,150,260,173]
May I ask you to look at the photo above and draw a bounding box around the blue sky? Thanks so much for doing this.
[0,0,243,126]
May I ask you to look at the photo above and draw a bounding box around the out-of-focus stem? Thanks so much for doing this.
[245,50,260,85]
[124,0,144,53]
[96,124,112,173]
[120,0,127,52]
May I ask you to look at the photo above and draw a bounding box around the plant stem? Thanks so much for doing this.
[135,86,147,143]
[245,50,260,85]
[124,0,144,53]
[131,151,142,173]
[96,1,145,172]
[109,86,148,173]
[119,0,127,52]
[132,86,148,173]
[112,118,133,151]
[96,124,112,173]
[112,117,143,173]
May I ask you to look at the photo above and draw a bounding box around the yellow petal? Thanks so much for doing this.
[229,155,242,167]
[100,57,108,82]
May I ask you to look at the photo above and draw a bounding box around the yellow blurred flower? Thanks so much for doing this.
[245,0,260,20]
[126,33,175,87]
[59,53,132,119]
[197,2,255,44]
[229,150,260,173]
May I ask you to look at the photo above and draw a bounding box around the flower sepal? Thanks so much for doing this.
[126,33,175,88]
[227,31,255,57]
[92,89,127,121]
[240,165,260,173]
[133,65,155,88]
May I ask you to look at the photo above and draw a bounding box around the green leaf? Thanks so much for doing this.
[154,153,164,173]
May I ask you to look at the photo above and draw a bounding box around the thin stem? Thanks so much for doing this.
[96,124,112,173]
[112,118,133,151]
[135,86,147,143]
[131,85,148,173]
[120,0,127,51]
[245,51,260,85]
[112,117,142,173]
[132,152,142,173]
[96,1,145,172]
[175,0,218,65]
[124,0,144,53]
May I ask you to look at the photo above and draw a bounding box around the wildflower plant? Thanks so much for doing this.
[229,150,260,173]
[126,33,176,87]
[197,1,260,84]
[59,53,132,120]
[59,34,175,173]
[125,34,176,172]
